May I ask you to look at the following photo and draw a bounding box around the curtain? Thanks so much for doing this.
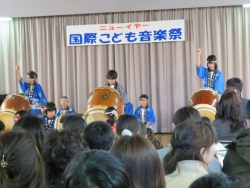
[0,6,249,132]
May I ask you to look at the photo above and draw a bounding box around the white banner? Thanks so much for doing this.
[67,19,185,46]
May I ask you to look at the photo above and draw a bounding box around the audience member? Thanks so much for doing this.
[105,106,118,135]
[42,129,89,187]
[164,120,217,188]
[0,120,5,131]
[63,150,132,188]
[116,114,141,137]
[14,109,29,122]
[84,121,115,151]
[147,128,163,150]
[110,133,166,188]
[0,131,45,188]
[62,114,87,134]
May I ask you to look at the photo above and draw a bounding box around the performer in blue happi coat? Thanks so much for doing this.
[16,65,47,115]
[55,96,75,117]
[40,102,57,131]
[196,48,225,95]
[134,94,156,130]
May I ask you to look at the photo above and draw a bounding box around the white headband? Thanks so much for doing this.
[121,129,133,136]
[105,110,118,117]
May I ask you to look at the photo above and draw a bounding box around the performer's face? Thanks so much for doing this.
[26,76,35,84]
[47,110,56,118]
[60,99,68,109]
[140,99,148,108]
[207,62,215,71]
[107,78,116,85]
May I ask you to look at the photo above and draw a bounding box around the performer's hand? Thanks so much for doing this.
[197,48,202,56]
[15,65,20,71]
[40,106,45,114]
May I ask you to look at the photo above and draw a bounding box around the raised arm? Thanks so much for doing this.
[15,65,22,81]
[196,48,202,68]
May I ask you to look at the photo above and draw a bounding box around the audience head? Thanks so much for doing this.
[224,87,241,98]
[63,150,131,188]
[44,102,56,118]
[164,120,217,175]
[0,120,5,131]
[12,114,47,154]
[0,131,45,188]
[226,78,243,92]
[14,110,29,122]
[140,122,147,137]
[42,129,89,187]
[110,134,166,188]
[172,106,201,130]
[63,115,87,134]
[189,173,250,188]
[84,121,115,151]
[206,55,218,71]
[216,90,246,132]
[116,114,141,137]
[147,128,163,150]
[105,106,118,126]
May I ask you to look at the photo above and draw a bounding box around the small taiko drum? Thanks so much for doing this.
[84,87,122,123]
[0,93,30,112]
[0,110,15,130]
[189,88,219,121]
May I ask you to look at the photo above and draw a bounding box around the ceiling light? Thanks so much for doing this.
[0,17,12,22]
[243,4,250,7]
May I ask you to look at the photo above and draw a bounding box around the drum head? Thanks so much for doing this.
[83,106,109,124]
[0,111,15,131]
[0,93,30,112]
[193,104,216,121]
[54,115,63,131]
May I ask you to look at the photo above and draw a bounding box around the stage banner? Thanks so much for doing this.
[67,19,185,46]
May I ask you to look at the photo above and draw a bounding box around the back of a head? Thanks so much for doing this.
[42,129,89,187]
[116,114,141,136]
[0,131,45,188]
[0,120,5,131]
[63,115,87,133]
[189,173,249,188]
[106,70,117,79]
[63,150,131,188]
[84,121,115,150]
[226,78,243,92]
[163,120,217,175]
[110,134,166,188]
[172,106,201,126]
[14,110,29,121]
[12,114,47,154]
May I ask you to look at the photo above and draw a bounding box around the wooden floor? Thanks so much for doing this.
[154,133,172,147]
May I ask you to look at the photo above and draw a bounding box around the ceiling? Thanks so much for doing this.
[1,0,250,18]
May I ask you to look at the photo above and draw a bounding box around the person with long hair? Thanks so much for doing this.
[164,120,217,188]
[213,90,249,141]
[0,131,45,188]
[116,114,141,137]
[110,132,166,188]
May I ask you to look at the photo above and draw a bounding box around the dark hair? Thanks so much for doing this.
[146,128,163,150]
[12,114,47,154]
[163,120,217,175]
[140,122,147,136]
[110,135,166,188]
[26,71,37,78]
[42,129,89,187]
[246,100,250,120]
[60,96,68,100]
[63,150,131,188]
[224,87,241,98]
[139,94,148,100]
[206,55,218,71]
[15,109,29,116]
[105,106,117,126]
[106,70,117,79]
[84,121,115,151]
[44,101,56,114]
[215,91,246,132]
[201,116,211,123]
[63,115,87,133]
[116,114,141,137]
[0,120,5,131]
[172,106,201,126]
[0,131,45,188]
[226,78,243,92]
[189,173,249,188]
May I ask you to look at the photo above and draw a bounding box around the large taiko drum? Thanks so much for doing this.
[189,88,219,121]
[0,110,15,130]
[0,93,30,112]
[83,87,122,123]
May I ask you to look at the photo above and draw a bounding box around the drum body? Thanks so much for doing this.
[189,88,219,121]
[84,87,122,123]
[0,110,15,131]
[0,93,30,112]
